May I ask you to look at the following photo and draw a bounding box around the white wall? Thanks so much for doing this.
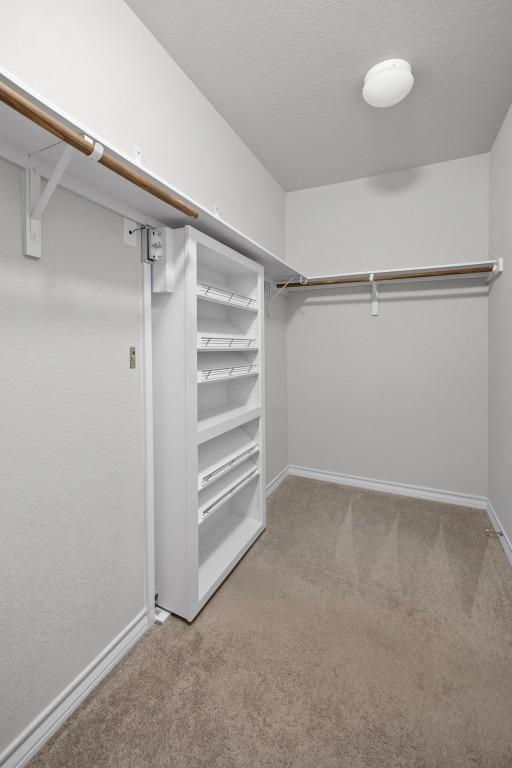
[0,4,287,760]
[285,155,489,497]
[489,104,512,539]
[0,0,284,259]
[286,154,489,276]
[265,295,289,485]
[0,158,147,760]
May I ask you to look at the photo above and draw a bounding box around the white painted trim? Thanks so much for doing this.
[141,262,155,625]
[154,607,171,625]
[287,465,487,509]
[486,498,512,566]
[266,466,290,497]
[0,611,149,768]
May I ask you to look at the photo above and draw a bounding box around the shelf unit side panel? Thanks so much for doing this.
[152,229,199,619]
[256,271,267,528]
[184,233,200,617]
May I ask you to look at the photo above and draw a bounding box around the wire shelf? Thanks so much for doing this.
[200,446,259,488]
[198,335,257,350]
[200,469,259,522]
[198,364,258,383]
[198,283,257,310]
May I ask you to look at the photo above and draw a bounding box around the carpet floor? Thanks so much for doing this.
[29,477,512,768]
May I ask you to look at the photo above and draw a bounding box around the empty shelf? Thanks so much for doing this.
[197,352,258,384]
[198,334,258,351]
[198,364,258,383]
[197,316,257,348]
[199,463,259,523]
[199,514,263,602]
[198,404,262,444]
[197,319,257,351]
[197,283,257,311]
[199,428,259,489]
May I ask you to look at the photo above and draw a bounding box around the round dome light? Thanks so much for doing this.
[362,59,414,108]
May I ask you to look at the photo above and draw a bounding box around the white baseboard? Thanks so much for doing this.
[266,466,290,497]
[287,465,488,509]
[1,610,149,768]
[486,498,512,566]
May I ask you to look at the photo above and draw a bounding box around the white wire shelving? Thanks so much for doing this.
[197,283,257,311]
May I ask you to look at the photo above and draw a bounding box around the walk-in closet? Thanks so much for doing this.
[1,2,512,767]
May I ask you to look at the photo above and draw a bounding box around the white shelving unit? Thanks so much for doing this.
[152,226,266,621]
[198,422,259,490]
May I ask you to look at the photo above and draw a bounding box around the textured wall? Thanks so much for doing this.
[285,155,489,496]
[0,4,287,754]
[286,154,489,276]
[0,0,285,258]
[0,158,146,754]
[488,103,512,538]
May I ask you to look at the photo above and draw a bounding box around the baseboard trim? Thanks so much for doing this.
[266,466,290,497]
[486,499,512,566]
[1,609,149,768]
[288,465,487,509]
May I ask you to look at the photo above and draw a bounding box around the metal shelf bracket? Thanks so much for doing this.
[270,275,296,303]
[370,273,379,316]
[268,272,305,313]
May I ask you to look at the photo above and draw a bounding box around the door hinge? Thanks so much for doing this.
[145,226,174,293]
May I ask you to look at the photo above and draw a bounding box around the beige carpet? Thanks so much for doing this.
[29,477,512,768]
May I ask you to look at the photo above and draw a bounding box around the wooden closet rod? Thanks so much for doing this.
[0,80,199,219]
[277,263,494,289]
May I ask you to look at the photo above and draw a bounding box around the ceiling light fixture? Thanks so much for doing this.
[362,59,414,108]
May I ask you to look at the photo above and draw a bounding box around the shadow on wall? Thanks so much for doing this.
[365,165,425,193]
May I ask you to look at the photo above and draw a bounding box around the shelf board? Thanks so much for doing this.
[197,404,262,444]
[199,514,264,604]
[197,368,258,384]
[199,446,258,490]
[197,351,258,384]
[0,69,303,281]
[197,318,254,334]
[197,320,257,352]
[198,336,258,352]
[199,465,259,522]
[199,446,259,490]
[197,289,258,313]
[198,344,259,353]
[199,429,259,489]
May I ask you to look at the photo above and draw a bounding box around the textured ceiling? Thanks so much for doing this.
[126,0,512,191]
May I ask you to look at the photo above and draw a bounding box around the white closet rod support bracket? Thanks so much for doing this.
[270,274,300,303]
[24,143,75,258]
[265,281,272,316]
[370,273,379,316]
[492,258,504,279]
[23,136,104,259]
